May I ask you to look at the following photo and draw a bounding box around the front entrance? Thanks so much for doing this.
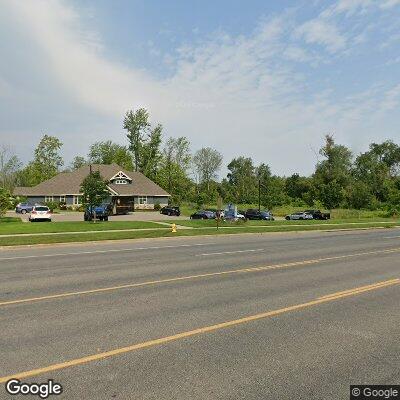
[112,197,134,215]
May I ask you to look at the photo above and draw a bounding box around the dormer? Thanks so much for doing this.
[110,171,132,185]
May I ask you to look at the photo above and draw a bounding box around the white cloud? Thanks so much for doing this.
[295,19,346,53]
[0,0,399,176]
[380,0,400,9]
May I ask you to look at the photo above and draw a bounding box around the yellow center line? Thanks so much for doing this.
[0,278,398,383]
[1,247,400,308]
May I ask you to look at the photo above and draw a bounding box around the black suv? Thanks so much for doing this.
[245,209,274,220]
[304,209,330,220]
[160,206,181,216]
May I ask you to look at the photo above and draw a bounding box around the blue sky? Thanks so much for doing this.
[1,0,400,176]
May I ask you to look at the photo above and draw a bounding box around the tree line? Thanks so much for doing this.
[1,108,399,214]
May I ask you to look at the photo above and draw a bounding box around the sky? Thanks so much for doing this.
[0,0,399,176]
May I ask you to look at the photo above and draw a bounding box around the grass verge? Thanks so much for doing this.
[165,218,399,228]
[0,220,165,235]
[0,221,398,247]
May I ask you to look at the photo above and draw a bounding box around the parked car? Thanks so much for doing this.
[160,206,181,216]
[15,202,34,214]
[224,211,246,221]
[236,211,247,221]
[84,203,112,221]
[285,211,313,220]
[190,210,215,220]
[245,209,275,220]
[29,206,52,222]
[304,209,330,220]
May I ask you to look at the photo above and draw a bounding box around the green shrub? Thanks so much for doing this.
[44,201,59,212]
[154,202,161,211]
[0,188,12,217]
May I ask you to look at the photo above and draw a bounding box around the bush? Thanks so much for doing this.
[0,187,12,217]
[154,202,161,211]
[59,201,67,210]
[386,206,399,218]
[44,201,59,212]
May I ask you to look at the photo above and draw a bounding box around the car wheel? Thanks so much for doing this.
[285,216,290,220]
[299,217,304,220]
[104,216,109,221]
[21,210,27,214]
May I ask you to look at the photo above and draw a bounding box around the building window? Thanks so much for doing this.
[45,196,54,202]
[138,196,147,205]
[115,179,128,184]
[59,196,66,203]
[73,196,82,205]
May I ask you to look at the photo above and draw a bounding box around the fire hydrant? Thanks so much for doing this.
[171,223,177,233]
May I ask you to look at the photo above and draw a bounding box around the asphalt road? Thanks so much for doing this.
[1,229,399,399]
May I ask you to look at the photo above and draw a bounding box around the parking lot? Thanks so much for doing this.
[7,211,189,223]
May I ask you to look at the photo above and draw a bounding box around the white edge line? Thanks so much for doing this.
[0,243,208,261]
[197,248,264,257]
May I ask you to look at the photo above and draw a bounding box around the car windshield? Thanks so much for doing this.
[35,207,49,211]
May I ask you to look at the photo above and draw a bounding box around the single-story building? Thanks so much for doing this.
[13,163,171,213]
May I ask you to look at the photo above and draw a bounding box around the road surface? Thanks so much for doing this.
[1,229,399,399]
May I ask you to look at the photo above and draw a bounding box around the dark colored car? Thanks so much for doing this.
[245,209,275,220]
[304,209,330,220]
[15,202,34,214]
[190,210,216,220]
[160,206,181,216]
[84,203,112,221]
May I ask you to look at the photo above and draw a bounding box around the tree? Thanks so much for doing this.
[80,171,110,208]
[319,181,344,209]
[140,124,163,180]
[192,147,223,192]
[369,140,400,177]
[17,135,63,186]
[227,157,257,203]
[0,187,12,218]
[346,181,374,209]
[88,141,133,170]
[0,145,22,191]
[156,137,193,202]
[353,140,400,203]
[285,174,311,201]
[261,176,289,209]
[33,135,63,181]
[313,135,352,208]
[70,156,88,170]
[123,108,151,172]
[314,134,353,188]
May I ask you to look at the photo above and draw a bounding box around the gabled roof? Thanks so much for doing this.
[13,164,170,197]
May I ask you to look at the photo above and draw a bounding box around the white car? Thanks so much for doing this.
[285,212,313,221]
[29,205,52,222]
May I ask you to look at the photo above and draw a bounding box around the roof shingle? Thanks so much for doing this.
[13,164,170,197]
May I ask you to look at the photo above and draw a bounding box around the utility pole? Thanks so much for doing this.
[89,164,95,223]
[258,179,261,212]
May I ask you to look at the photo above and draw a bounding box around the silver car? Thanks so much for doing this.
[285,212,313,220]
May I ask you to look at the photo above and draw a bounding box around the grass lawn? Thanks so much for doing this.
[0,219,165,235]
[0,218,398,246]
